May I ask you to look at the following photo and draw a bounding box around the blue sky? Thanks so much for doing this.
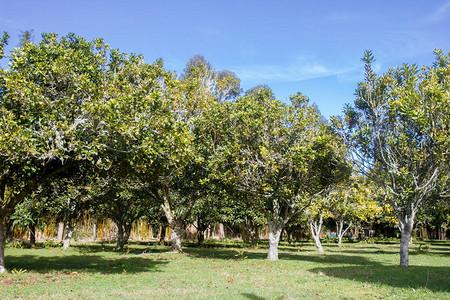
[1,0,449,118]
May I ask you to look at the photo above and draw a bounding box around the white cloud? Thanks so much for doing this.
[232,60,356,83]
[424,1,450,23]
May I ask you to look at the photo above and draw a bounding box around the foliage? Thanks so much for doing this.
[199,88,349,260]
[1,30,448,272]
[5,241,32,249]
[0,32,111,272]
[182,54,241,103]
[344,50,450,266]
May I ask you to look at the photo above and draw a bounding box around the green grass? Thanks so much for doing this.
[1,240,449,299]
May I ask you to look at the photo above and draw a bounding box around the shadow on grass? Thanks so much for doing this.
[184,247,265,260]
[185,246,449,293]
[5,254,167,274]
[184,247,377,265]
[338,249,450,257]
[308,264,450,293]
[241,292,266,300]
[71,242,170,256]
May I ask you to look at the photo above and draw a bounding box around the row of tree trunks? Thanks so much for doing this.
[417,226,448,240]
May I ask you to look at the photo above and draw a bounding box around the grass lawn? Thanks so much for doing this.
[0,240,449,299]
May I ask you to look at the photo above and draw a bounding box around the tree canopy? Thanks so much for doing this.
[344,50,450,266]
[0,31,448,273]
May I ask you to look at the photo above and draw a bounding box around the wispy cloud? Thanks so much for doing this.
[196,26,222,38]
[423,1,450,23]
[232,60,356,83]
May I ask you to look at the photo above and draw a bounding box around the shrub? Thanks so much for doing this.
[5,241,32,249]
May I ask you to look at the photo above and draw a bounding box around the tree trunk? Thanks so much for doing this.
[399,216,414,267]
[170,221,184,253]
[161,197,184,253]
[0,218,7,274]
[250,227,258,247]
[29,223,36,246]
[309,213,324,253]
[286,226,293,245]
[197,230,205,245]
[63,222,75,250]
[196,217,207,246]
[242,229,249,243]
[217,223,225,239]
[242,220,250,244]
[159,225,166,245]
[57,222,64,242]
[92,222,97,242]
[115,221,132,251]
[337,230,343,249]
[116,222,125,251]
[312,230,324,253]
[267,219,282,261]
[336,219,352,249]
[124,224,131,245]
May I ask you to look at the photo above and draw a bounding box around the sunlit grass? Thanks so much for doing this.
[1,240,449,299]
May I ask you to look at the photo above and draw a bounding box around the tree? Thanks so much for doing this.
[18,30,34,47]
[10,194,43,246]
[0,33,106,273]
[415,187,450,240]
[92,165,153,251]
[219,191,267,246]
[146,55,242,253]
[182,54,241,103]
[0,32,9,60]
[90,47,192,253]
[345,50,450,266]
[328,177,381,248]
[45,170,93,250]
[305,194,327,253]
[202,89,347,260]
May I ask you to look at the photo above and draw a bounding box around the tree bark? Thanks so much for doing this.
[29,223,36,246]
[250,227,258,247]
[63,222,75,250]
[92,222,97,242]
[115,221,132,251]
[57,222,64,242]
[116,222,124,251]
[399,216,414,267]
[197,230,205,245]
[267,220,282,261]
[161,197,184,253]
[170,221,184,253]
[217,223,225,239]
[159,225,166,245]
[242,227,250,244]
[197,217,207,246]
[309,213,324,253]
[312,231,324,253]
[0,218,7,274]
[336,219,352,249]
